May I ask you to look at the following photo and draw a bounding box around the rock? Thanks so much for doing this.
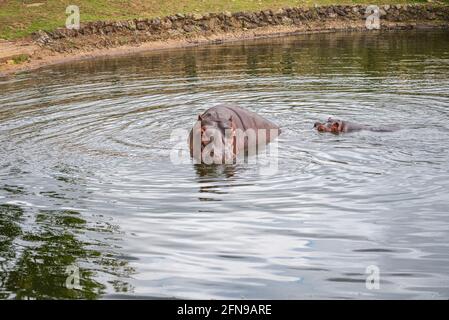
[223,11,232,18]
[276,8,284,15]
[168,29,182,37]
[383,5,390,11]
[161,19,173,29]
[104,25,114,33]
[329,12,337,18]
[262,9,273,16]
[281,16,293,25]
[127,20,137,30]
[136,21,147,30]
[192,13,203,21]
[33,30,53,44]
[183,25,194,32]
[334,7,346,16]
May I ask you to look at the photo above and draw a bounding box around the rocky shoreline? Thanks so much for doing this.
[1,4,449,76]
[33,3,449,52]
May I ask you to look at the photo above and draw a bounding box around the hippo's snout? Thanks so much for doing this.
[314,122,327,132]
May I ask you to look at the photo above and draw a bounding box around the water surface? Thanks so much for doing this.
[1,30,449,299]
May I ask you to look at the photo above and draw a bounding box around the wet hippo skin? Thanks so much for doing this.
[189,104,281,163]
[314,117,397,134]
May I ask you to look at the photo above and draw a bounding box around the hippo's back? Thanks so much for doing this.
[203,104,280,132]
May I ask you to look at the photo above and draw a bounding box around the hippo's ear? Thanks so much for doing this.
[198,114,203,121]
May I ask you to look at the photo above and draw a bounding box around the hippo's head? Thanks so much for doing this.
[193,114,237,164]
[314,117,344,134]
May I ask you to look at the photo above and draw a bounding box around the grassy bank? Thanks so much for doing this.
[0,0,445,40]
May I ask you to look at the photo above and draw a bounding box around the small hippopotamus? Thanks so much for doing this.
[189,104,281,164]
[314,117,397,134]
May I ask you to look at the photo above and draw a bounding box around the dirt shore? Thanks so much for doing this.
[1,4,448,77]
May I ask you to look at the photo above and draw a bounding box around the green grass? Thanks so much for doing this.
[11,53,30,64]
[0,0,445,40]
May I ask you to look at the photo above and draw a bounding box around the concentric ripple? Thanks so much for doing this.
[1,30,449,299]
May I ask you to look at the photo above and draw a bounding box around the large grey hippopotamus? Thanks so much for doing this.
[189,104,280,164]
[314,117,397,134]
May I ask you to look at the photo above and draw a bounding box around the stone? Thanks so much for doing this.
[128,20,137,30]
[276,8,284,15]
[183,25,194,32]
[263,9,273,16]
[192,13,203,21]
[136,22,147,30]
[427,12,436,20]
[223,11,232,18]
[334,7,346,16]
[161,19,173,29]
[383,5,390,11]
[168,29,181,36]
[281,16,293,25]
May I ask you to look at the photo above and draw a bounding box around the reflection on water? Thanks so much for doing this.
[1,30,449,299]
[0,203,134,299]
[194,164,240,202]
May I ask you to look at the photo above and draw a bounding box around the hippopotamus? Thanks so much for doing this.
[314,117,397,134]
[189,104,280,164]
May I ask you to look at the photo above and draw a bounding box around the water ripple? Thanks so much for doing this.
[1,30,449,299]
